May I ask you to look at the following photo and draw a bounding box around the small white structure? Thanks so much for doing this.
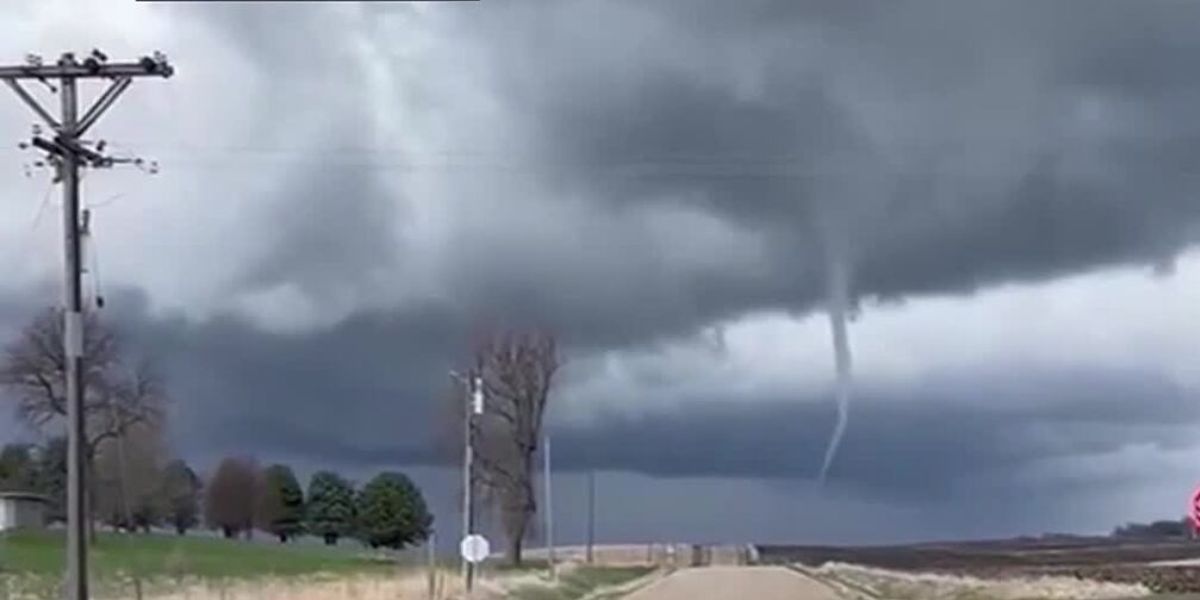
[0,492,49,531]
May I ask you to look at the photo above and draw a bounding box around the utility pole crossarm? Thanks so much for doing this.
[0,59,173,80]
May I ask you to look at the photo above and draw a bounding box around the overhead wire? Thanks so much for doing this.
[94,138,1200,180]
[30,176,55,230]
[7,158,124,307]
[87,193,126,210]
[2,176,57,274]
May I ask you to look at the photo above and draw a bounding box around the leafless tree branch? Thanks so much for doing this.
[0,308,167,460]
[462,328,560,566]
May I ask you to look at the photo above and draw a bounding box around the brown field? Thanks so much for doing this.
[811,562,1151,599]
[757,537,1200,594]
[125,573,454,600]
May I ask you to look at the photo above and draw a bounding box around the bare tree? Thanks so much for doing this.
[94,420,169,533]
[0,308,166,536]
[465,329,560,566]
[0,308,165,459]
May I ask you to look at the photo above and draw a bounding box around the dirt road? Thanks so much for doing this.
[622,566,839,600]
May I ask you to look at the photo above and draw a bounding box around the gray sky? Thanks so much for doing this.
[2,0,1200,545]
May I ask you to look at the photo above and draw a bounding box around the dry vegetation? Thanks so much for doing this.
[761,538,1200,594]
[758,538,1200,571]
[0,571,458,600]
[998,565,1200,596]
[128,572,454,600]
[814,562,1150,600]
[505,564,656,600]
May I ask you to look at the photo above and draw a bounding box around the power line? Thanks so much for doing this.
[86,193,126,210]
[46,142,1200,180]
[0,179,57,277]
[30,178,55,230]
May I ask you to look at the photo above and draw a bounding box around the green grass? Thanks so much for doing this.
[492,558,552,572]
[509,566,654,600]
[0,530,403,580]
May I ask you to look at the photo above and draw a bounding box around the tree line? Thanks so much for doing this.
[0,307,566,564]
[0,442,431,548]
[205,456,431,548]
[1111,517,1192,539]
[0,308,432,549]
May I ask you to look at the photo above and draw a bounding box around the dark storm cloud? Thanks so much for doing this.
[458,0,1200,304]
[550,366,1198,501]
[99,284,1200,500]
[233,148,402,302]
[105,292,467,466]
[0,287,43,335]
[167,0,1200,352]
[857,153,1200,298]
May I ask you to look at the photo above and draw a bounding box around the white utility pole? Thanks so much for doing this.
[0,50,172,600]
[586,469,595,564]
[451,370,484,594]
[543,434,555,580]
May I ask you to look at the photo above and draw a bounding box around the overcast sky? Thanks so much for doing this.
[2,0,1200,546]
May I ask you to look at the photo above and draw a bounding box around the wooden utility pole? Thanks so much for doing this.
[0,50,172,600]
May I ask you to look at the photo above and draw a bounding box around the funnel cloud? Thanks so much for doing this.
[819,254,854,483]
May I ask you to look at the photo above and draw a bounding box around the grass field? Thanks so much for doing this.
[0,533,650,599]
[0,530,404,579]
[0,530,426,598]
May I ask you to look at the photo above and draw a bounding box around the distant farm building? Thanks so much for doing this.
[0,492,49,531]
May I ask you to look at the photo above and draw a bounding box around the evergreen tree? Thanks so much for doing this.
[355,472,432,550]
[257,464,305,542]
[306,471,355,545]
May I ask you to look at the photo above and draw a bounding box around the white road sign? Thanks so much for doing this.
[460,534,490,563]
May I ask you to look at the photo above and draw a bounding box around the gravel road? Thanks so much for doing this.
[621,566,840,600]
